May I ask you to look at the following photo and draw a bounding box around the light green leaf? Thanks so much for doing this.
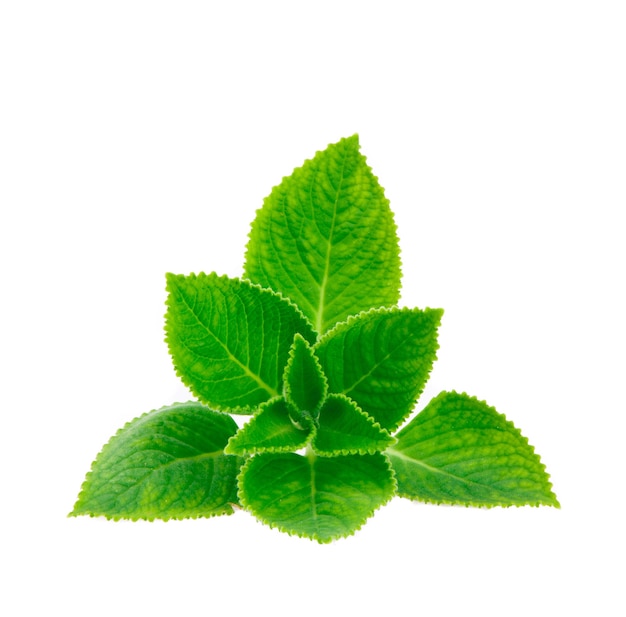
[312,394,395,456]
[387,391,560,507]
[165,272,315,413]
[283,334,327,427]
[70,402,244,520]
[244,135,402,334]
[315,306,443,431]
[225,397,313,455]
[238,451,396,543]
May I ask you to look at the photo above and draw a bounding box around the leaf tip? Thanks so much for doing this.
[342,133,360,147]
[164,271,183,290]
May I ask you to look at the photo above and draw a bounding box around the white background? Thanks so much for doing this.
[2,1,624,615]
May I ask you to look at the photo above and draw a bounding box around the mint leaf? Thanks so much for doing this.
[165,272,315,413]
[225,397,313,455]
[316,306,443,431]
[244,135,402,334]
[238,451,396,543]
[72,136,559,542]
[387,391,560,507]
[312,394,395,456]
[283,333,327,427]
[70,402,243,520]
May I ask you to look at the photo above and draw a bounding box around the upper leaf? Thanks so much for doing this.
[225,397,313,456]
[165,272,315,413]
[283,334,327,426]
[312,394,395,456]
[315,306,443,431]
[387,391,560,507]
[70,402,244,520]
[238,451,396,543]
[244,135,402,334]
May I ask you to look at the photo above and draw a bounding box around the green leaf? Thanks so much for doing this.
[165,272,315,413]
[312,394,395,456]
[238,451,396,543]
[244,135,402,334]
[70,402,244,520]
[283,333,327,427]
[225,397,313,455]
[315,306,443,431]
[387,391,560,507]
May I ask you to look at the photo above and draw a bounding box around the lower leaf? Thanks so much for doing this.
[238,451,396,543]
[387,391,559,507]
[70,402,244,520]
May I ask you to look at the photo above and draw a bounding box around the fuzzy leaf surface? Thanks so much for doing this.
[316,306,443,431]
[70,402,243,520]
[244,135,401,334]
[283,334,327,426]
[166,272,315,413]
[387,391,560,507]
[312,394,395,455]
[239,452,395,543]
[225,397,312,455]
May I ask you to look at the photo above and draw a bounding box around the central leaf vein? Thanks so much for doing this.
[315,153,347,333]
[93,449,226,498]
[308,449,318,528]
[387,448,521,497]
[342,335,408,395]
[179,288,279,398]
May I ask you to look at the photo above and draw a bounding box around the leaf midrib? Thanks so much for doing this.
[177,286,279,398]
[386,447,524,498]
[89,449,227,499]
[308,450,319,531]
[315,153,347,333]
[339,327,410,396]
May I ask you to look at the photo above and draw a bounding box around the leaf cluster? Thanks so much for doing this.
[71,136,559,542]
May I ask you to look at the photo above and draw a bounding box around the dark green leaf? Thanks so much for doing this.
[238,451,396,543]
[70,402,244,520]
[313,394,395,455]
[316,306,443,431]
[283,333,327,426]
[225,397,313,455]
[165,272,315,413]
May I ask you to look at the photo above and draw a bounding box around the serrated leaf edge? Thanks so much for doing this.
[69,401,244,521]
[70,504,239,522]
[164,271,316,415]
[283,332,329,417]
[242,134,403,335]
[315,304,444,352]
[315,304,444,432]
[236,452,398,543]
[225,396,315,456]
[389,390,560,508]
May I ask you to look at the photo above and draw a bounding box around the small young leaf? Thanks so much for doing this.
[283,334,327,426]
[312,394,395,456]
[225,397,313,455]
[165,272,315,413]
[238,451,396,543]
[387,391,560,507]
[316,306,443,431]
[70,402,244,520]
[244,135,402,334]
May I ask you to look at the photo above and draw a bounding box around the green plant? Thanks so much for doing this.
[70,135,559,542]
